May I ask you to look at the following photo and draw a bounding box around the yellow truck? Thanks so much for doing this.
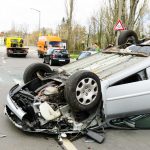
[37,36,63,58]
[5,37,29,57]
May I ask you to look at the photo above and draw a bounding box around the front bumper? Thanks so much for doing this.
[6,94,26,120]
[4,106,23,129]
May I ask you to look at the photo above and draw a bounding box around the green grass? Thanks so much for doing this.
[70,53,79,59]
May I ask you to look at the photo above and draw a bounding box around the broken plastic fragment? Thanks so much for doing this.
[39,102,61,121]
[0,134,6,138]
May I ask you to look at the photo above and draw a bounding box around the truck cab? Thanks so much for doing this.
[5,37,28,57]
[37,36,63,58]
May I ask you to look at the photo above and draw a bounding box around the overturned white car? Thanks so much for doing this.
[5,31,150,143]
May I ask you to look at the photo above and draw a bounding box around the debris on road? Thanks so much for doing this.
[0,133,6,138]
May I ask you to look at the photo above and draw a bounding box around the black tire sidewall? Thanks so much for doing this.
[23,63,52,83]
[65,70,102,111]
[118,30,139,45]
[38,51,43,58]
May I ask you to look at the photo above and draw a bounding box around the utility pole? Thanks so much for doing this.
[31,8,41,35]
[116,0,123,45]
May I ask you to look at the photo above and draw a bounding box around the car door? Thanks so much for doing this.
[105,69,150,119]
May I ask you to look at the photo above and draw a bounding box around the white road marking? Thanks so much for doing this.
[0,77,3,82]
[2,60,6,64]
[2,57,6,64]
[62,139,78,150]
[13,79,23,85]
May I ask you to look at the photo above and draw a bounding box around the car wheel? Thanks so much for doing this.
[23,63,52,84]
[65,70,102,111]
[118,30,139,46]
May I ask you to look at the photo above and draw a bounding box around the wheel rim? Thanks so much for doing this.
[76,78,98,105]
[127,36,136,44]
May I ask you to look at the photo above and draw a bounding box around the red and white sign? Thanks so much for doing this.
[114,19,125,31]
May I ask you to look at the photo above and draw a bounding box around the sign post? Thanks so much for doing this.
[114,19,125,45]
[114,19,125,31]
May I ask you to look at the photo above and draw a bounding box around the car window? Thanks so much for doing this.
[128,45,150,55]
[47,48,54,55]
[112,70,147,86]
[78,52,91,59]
[53,49,68,54]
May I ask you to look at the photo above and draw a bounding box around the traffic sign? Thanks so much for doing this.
[114,19,125,31]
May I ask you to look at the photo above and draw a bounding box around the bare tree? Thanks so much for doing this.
[65,0,75,50]
[127,0,147,30]
[89,0,149,48]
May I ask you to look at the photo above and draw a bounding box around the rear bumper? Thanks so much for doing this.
[54,58,70,64]
[7,48,28,55]
[44,55,70,64]
[9,53,27,55]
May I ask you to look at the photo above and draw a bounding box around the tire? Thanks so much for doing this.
[65,70,102,111]
[118,30,139,46]
[23,63,52,84]
[7,53,10,57]
[43,55,50,64]
[22,54,27,58]
[38,51,43,58]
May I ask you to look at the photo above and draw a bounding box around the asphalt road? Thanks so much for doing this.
[1,46,150,150]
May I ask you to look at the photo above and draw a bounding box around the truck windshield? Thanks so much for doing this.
[49,41,61,47]
[11,39,18,43]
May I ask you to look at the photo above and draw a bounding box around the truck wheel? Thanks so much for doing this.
[38,51,43,58]
[65,70,102,111]
[7,53,10,57]
[118,30,139,46]
[23,63,52,84]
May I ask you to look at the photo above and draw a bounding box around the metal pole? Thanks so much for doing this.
[116,1,123,45]
[30,8,41,35]
[39,11,41,35]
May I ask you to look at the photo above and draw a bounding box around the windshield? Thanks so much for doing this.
[11,39,18,43]
[49,41,61,47]
[78,52,91,59]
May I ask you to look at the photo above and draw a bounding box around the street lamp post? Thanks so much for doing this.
[30,8,41,35]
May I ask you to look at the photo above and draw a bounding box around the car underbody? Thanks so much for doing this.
[5,75,106,144]
[5,63,150,143]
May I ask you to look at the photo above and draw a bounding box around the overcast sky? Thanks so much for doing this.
[0,0,149,33]
[0,0,102,32]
